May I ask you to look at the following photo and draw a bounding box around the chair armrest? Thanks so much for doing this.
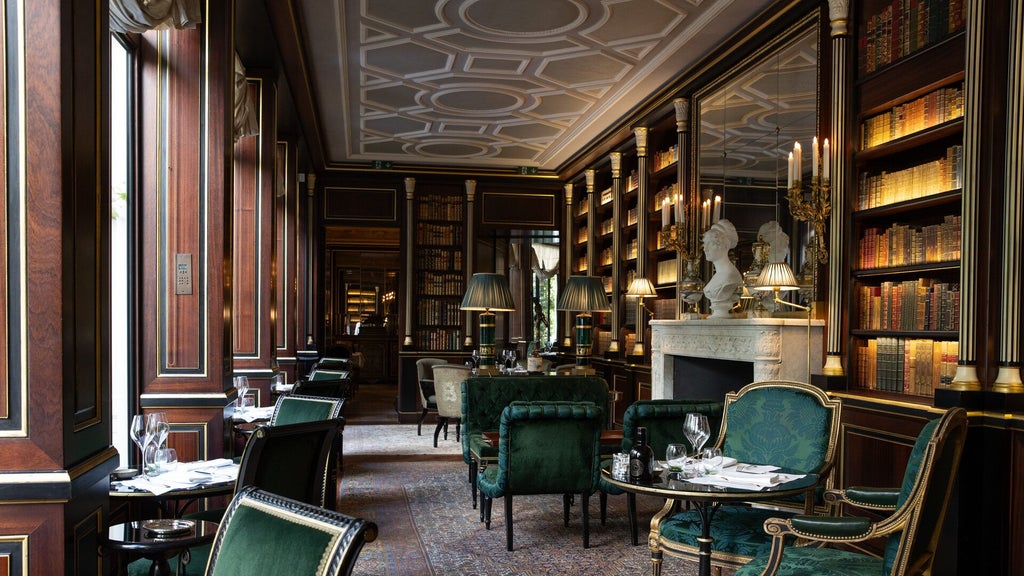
[787,515,873,539]
[824,487,899,511]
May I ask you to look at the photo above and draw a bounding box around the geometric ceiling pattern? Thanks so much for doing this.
[296,0,775,171]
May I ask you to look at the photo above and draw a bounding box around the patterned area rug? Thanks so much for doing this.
[345,423,463,458]
[340,457,700,576]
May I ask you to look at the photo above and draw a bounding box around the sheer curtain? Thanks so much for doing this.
[531,243,560,278]
[110,0,202,33]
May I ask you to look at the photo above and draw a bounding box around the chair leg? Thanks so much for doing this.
[432,417,445,447]
[470,461,478,508]
[504,494,514,551]
[417,408,428,435]
[454,420,460,442]
[582,492,590,549]
[563,494,571,527]
[599,491,607,525]
[628,492,638,546]
[483,496,492,529]
[442,419,449,440]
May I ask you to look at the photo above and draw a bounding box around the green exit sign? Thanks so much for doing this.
[516,166,538,175]
[371,160,393,169]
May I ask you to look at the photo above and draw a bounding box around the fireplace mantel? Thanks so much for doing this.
[650,317,824,399]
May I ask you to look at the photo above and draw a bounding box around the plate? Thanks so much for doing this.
[111,467,137,480]
[142,519,194,538]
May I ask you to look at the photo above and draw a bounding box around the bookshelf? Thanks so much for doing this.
[847,0,966,398]
[412,193,465,351]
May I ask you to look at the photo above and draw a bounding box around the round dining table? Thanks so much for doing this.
[103,519,219,576]
[601,467,819,576]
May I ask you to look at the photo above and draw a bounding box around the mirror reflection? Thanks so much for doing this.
[696,21,819,281]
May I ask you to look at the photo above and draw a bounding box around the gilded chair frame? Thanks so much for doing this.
[650,380,843,575]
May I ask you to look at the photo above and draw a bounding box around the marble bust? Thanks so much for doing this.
[702,219,742,318]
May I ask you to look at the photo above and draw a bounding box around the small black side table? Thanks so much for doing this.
[103,519,218,576]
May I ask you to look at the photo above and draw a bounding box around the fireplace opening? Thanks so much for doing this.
[672,356,754,401]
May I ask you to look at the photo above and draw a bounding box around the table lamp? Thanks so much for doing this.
[557,276,612,374]
[461,273,516,375]
[754,262,811,383]
[625,277,657,358]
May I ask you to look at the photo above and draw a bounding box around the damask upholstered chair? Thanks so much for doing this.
[651,380,842,576]
[599,399,725,545]
[477,401,605,551]
[734,407,968,576]
[415,358,447,435]
[204,486,378,576]
[430,364,472,447]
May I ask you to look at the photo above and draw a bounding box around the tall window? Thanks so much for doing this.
[110,35,134,466]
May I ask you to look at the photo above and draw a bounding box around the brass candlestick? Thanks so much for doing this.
[659,223,703,318]
[786,176,831,265]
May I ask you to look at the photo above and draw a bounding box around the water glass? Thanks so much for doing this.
[701,447,724,475]
[154,448,178,475]
[612,452,630,481]
[665,443,688,471]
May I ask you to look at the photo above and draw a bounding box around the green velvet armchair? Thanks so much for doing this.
[599,399,725,546]
[651,380,842,576]
[477,401,605,551]
[204,486,378,576]
[734,407,968,576]
[271,394,345,426]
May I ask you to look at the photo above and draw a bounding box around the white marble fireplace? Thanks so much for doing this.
[650,318,825,399]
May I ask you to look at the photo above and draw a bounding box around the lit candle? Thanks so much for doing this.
[662,198,670,228]
[787,151,794,189]
[713,195,722,223]
[702,199,710,229]
[794,142,802,184]
[822,138,830,180]
[812,137,819,180]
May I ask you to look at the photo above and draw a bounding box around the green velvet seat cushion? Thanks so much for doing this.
[659,506,796,558]
[207,501,340,576]
[734,546,883,576]
[272,396,341,425]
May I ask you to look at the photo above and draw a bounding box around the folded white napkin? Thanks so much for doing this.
[272,383,294,393]
[687,469,804,490]
[233,405,274,422]
[113,459,239,495]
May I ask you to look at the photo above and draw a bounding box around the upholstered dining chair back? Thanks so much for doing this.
[205,486,378,576]
[415,358,447,435]
[237,418,344,508]
[271,394,344,426]
[292,377,353,401]
[718,380,842,491]
[477,401,604,550]
[432,364,471,421]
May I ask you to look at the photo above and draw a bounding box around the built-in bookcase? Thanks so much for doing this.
[412,193,464,351]
[847,0,965,398]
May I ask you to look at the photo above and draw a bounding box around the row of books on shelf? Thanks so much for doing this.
[418,248,463,272]
[599,218,615,236]
[413,328,463,352]
[575,256,587,273]
[600,187,613,205]
[856,145,962,209]
[415,299,463,326]
[416,194,463,221]
[858,0,965,75]
[626,238,638,260]
[656,258,678,284]
[416,271,465,296]
[653,145,678,172]
[855,278,960,331]
[861,83,963,149]
[857,215,961,269]
[417,222,464,246]
[653,298,675,320]
[574,200,589,218]
[627,207,639,227]
[653,183,679,211]
[854,336,958,396]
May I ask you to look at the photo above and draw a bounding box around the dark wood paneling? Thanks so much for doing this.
[275,141,292,357]
[480,191,557,227]
[323,186,398,221]
[2,504,61,576]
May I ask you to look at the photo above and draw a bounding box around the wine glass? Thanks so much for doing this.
[233,375,249,409]
[149,412,169,450]
[129,414,147,471]
[470,350,480,373]
[684,413,711,457]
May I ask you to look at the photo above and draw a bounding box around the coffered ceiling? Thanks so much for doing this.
[272,0,776,174]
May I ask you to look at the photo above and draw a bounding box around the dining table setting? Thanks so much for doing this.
[111,458,239,496]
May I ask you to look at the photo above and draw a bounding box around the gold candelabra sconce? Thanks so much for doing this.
[785,137,831,267]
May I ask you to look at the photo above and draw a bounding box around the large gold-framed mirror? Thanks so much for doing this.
[695,11,820,284]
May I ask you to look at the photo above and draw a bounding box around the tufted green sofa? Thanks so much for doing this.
[461,375,611,508]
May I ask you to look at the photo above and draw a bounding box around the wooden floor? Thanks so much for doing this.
[344,382,403,425]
